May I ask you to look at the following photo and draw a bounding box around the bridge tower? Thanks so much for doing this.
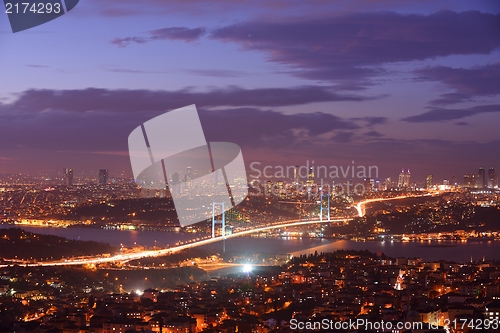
[212,202,226,253]
[319,193,331,222]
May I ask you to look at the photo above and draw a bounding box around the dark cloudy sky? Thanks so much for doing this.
[0,0,499,182]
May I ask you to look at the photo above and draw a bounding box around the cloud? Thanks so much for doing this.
[110,36,148,47]
[102,65,170,74]
[401,104,500,123]
[415,63,500,105]
[0,87,383,152]
[149,27,206,42]
[1,87,496,180]
[101,66,245,77]
[351,116,387,127]
[3,86,372,114]
[210,11,500,88]
[365,130,383,137]
[426,93,473,106]
[108,11,500,92]
[111,26,206,47]
[25,64,50,68]
[184,69,244,78]
[330,131,355,143]
[200,108,364,147]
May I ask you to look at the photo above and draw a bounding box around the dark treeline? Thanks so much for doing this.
[290,249,389,264]
[129,248,212,266]
[0,228,116,261]
[105,266,208,290]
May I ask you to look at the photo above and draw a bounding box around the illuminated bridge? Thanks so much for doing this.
[1,217,350,267]
[1,193,435,267]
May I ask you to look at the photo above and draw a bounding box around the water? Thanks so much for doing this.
[1,225,499,262]
[205,237,500,262]
[0,225,195,247]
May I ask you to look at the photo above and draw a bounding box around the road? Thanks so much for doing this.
[0,218,350,267]
[1,193,435,267]
[355,192,435,217]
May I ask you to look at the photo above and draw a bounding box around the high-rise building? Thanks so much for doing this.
[450,175,456,187]
[364,178,372,193]
[276,181,284,197]
[385,177,391,190]
[488,167,497,188]
[98,169,109,185]
[171,172,180,184]
[266,180,273,195]
[477,167,486,189]
[398,169,405,188]
[397,169,411,189]
[426,174,433,189]
[463,174,475,187]
[307,167,314,185]
[63,168,74,186]
[404,169,411,188]
[293,166,299,185]
[185,166,192,187]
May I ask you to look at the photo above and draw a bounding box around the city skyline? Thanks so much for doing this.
[0,1,498,181]
[2,162,496,191]
[1,1,500,330]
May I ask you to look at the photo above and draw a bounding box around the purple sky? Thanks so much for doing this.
[0,0,499,183]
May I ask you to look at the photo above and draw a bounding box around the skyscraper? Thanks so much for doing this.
[63,168,73,186]
[385,177,391,190]
[477,167,486,189]
[488,167,497,188]
[185,166,192,188]
[426,174,433,189]
[307,167,314,185]
[398,169,405,188]
[293,165,299,185]
[172,172,180,185]
[98,169,108,185]
[404,169,411,188]
[397,169,411,189]
[266,180,273,195]
[463,174,475,187]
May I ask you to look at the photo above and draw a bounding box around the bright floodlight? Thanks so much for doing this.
[136,289,143,296]
[243,264,252,273]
